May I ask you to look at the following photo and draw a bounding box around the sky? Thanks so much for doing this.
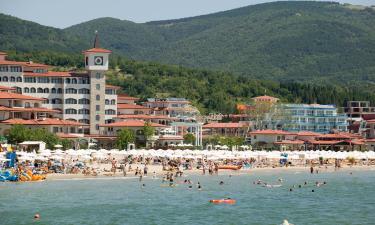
[0,0,374,28]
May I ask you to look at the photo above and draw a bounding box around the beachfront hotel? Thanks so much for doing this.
[0,34,119,136]
[282,104,348,133]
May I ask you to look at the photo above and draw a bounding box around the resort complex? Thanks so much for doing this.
[0,35,375,152]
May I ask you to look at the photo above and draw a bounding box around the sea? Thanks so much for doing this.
[1,169,374,225]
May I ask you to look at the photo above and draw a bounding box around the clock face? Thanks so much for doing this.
[94,56,104,65]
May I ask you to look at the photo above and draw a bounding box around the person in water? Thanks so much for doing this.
[310,166,314,174]
[219,181,224,185]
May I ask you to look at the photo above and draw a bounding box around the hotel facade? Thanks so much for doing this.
[0,35,118,135]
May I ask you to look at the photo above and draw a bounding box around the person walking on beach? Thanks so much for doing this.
[122,164,127,176]
[111,158,117,175]
[310,166,314,174]
[144,165,148,176]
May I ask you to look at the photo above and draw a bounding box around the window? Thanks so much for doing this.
[96,105,100,111]
[24,77,36,83]
[24,87,30,93]
[79,88,90,94]
[96,124,100,130]
[34,69,46,73]
[43,88,49,93]
[72,78,77,84]
[38,77,49,83]
[37,88,43,93]
[96,95,100,101]
[16,77,22,82]
[15,87,22,93]
[10,66,22,72]
[79,119,90,124]
[51,78,62,84]
[96,73,101,79]
[51,88,56,94]
[10,76,15,82]
[0,66,8,72]
[57,88,62,94]
[78,109,90,115]
[111,99,116,105]
[78,98,90,104]
[105,109,116,115]
[53,127,59,133]
[30,88,36,93]
[43,99,49,104]
[96,84,100,90]
[2,76,8,82]
[85,57,88,66]
[52,98,62,104]
[25,102,30,108]
[65,78,71,84]
[65,108,77,114]
[105,99,110,105]
[96,115,100,121]
[65,88,77,94]
[65,98,77,104]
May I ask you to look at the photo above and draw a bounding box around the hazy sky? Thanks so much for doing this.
[1,0,374,28]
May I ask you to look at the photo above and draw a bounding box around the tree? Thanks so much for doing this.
[143,121,155,148]
[6,124,30,144]
[116,129,135,150]
[6,125,59,149]
[183,133,196,145]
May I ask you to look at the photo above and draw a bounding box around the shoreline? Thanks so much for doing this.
[45,164,375,181]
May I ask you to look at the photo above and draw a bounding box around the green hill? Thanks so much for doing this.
[1,1,375,84]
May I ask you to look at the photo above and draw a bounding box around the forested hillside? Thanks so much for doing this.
[1,2,375,84]
[6,51,375,114]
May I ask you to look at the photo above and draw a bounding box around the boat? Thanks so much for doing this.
[218,165,242,170]
[209,199,236,204]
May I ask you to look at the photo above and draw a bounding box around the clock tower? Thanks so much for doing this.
[83,32,112,135]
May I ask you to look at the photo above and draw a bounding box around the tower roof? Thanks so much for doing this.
[83,32,112,54]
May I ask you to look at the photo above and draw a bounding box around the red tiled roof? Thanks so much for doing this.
[106,84,121,90]
[0,52,7,55]
[0,92,44,101]
[1,118,85,126]
[318,133,355,139]
[100,120,165,128]
[250,130,291,135]
[83,48,112,53]
[116,114,176,120]
[0,86,15,91]
[203,122,247,129]
[117,104,149,110]
[308,140,341,145]
[24,71,72,77]
[251,95,279,101]
[296,131,321,136]
[117,95,140,101]
[0,106,59,113]
[0,60,48,67]
[274,140,305,145]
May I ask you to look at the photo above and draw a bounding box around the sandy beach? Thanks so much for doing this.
[46,164,375,181]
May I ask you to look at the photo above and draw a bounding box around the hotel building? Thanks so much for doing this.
[0,34,118,135]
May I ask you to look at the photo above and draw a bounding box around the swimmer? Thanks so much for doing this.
[188,185,193,189]
[219,181,224,185]
[304,181,307,185]
[298,185,302,188]
[198,185,202,190]
[278,178,283,182]
[34,214,40,220]
[289,188,293,192]
[312,189,315,192]
[153,171,156,179]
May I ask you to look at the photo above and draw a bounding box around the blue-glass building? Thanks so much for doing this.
[282,104,348,133]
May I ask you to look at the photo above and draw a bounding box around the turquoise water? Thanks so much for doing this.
[0,169,374,225]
